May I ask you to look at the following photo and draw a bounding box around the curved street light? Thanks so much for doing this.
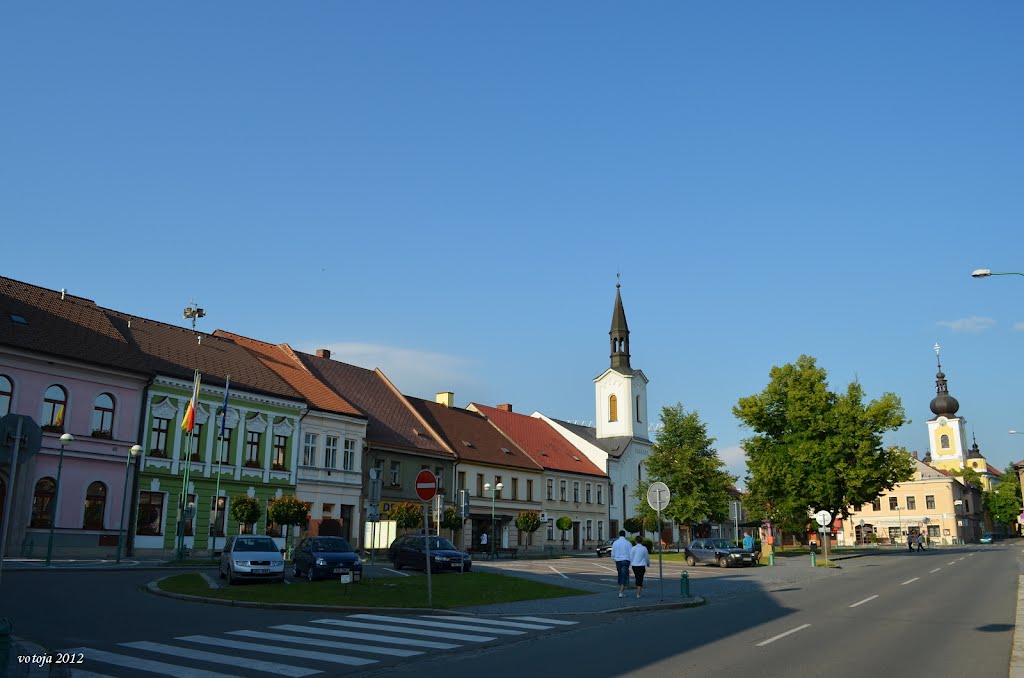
[116,445,143,563]
[483,481,504,558]
[972,269,1024,278]
[45,433,75,567]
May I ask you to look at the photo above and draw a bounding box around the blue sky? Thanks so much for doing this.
[3,3,1023,486]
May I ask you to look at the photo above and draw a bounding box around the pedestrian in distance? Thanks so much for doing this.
[907,533,914,552]
[630,537,651,598]
[480,532,488,548]
[611,530,632,598]
[742,531,754,551]
[916,533,925,551]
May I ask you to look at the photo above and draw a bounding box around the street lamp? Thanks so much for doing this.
[954,499,964,545]
[483,481,503,557]
[971,269,1024,278]
[45,433,74,566]
[896,505,903,546]
[116,445,143,563]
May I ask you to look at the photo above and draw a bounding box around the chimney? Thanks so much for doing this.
[497,403,513,412]
[436,392,455,408]
[61,288,67,300]
[315,348,331,359]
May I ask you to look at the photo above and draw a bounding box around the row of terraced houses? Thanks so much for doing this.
[0,276,656,558]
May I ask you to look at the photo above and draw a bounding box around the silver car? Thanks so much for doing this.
[219,535,286,584]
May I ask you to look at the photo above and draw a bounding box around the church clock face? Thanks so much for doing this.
[937,417,948,426]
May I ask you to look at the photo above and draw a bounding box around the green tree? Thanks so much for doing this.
[984,464,1022,529]
[634,404,737,538]
[389,502,424,531]
[439,506,463,542]
[555,516,573,550]
[515,510,542,546]
[268,496,309,553]
[733,355,914,527]
[622,516,643,534]
[230,495,261,534]
[949,466,983,490]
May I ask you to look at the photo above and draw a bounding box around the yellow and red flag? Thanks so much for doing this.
[181,371,202,432]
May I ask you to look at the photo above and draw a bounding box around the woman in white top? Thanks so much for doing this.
[629,539,651,598]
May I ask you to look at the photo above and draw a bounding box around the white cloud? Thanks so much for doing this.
[1013,322,1024,333]
[936,316,996,333]
[299,342,478,399]
[718,445,748,490]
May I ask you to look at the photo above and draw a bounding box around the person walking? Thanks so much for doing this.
[907,533,914,552]
[480,531,488,549]
[742,531,754,551]
[611,530,632,598]
[630,537,651,598]
[916,533,925,551]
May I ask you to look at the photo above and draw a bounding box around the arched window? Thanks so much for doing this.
[92,393,115,439]
[608,395,618,422]
[940,434,950,450]
[83,481,107,530]
[635,395,641,423]
[0,375,12,416]
[30,477,56,528]
[42,385,68,432]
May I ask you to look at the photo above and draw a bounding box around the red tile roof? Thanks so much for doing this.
[472,403,606,477]
[0,277,150,374]
[296,351,451,457]
[406,398,542,471]
[214,331,364,418]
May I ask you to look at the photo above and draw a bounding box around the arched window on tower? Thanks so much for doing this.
[940,434,950,450]
[608,395,618,422]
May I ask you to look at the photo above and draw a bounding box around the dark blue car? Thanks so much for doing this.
[291,536,363,582]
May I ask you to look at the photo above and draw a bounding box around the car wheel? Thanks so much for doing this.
[718,556,729,568]
[393,559,402,570]
[307,567,317,582]
[226,567,235,585]
[292,563,301,578]
[685,555,696,567]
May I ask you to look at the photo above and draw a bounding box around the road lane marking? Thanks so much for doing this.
[272,624,459,649]
[930,568,941,573]
[948,561,957,565]
[121,641,320,676]
[900,578,919,585]
[594,564,617,572]
[312,619,495,642]
[179,635,376,666]
[381,567,410,577]
[510,616,579,625]
[422,616,553,630]
[849,595,879,608]
[63,648,237,678]
[755,624,811,647]
[548,566,569,579]
[228,630,422,656]
[349,614,525,635]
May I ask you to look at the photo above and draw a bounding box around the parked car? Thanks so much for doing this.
[219,535,286,584]
[683,538,756,568]
[292,536,363,582]
[388,535,472,572]
[980,532,994,544]
[595,540,614,557]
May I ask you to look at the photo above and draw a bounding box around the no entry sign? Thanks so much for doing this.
[415,469,438,502]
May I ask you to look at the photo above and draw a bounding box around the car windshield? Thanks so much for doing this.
[234,538,278,552]
[426,538,457,551]
[710,539,734,549]
[312,538,353,553]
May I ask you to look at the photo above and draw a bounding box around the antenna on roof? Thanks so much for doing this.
[184,300,206,332]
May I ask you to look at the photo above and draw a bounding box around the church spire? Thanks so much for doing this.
[929,342,960,417]
[610,277,631,371]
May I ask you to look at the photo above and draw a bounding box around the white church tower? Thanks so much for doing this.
[594,282,649,439]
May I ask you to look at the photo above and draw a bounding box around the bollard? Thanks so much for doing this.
[768,552,775,566]
[810,551,817,567]
[680,570,690,597]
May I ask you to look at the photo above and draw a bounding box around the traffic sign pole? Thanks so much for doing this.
[0,417,24,585]
[646,482,671,601]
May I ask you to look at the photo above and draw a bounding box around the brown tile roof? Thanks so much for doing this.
[472,403,607,477]
[406,398,542,471]
[296,351,451,457]
[105,310,303,400]
[0,276,150,374]
[214,331,364,418]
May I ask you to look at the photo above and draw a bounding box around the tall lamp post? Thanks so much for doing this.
[972,269,1024,279]
[483,481,503,557]
[896,505,903,546]
[116,445,143,563]
[45,433,74,566]
[954,499,964,544]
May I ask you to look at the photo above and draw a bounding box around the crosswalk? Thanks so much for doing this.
[64,614,577,677]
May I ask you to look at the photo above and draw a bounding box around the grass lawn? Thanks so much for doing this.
[158,571,587,609]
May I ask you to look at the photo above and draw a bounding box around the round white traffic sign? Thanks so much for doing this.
[814,510,832,527]
[647,482,671,512]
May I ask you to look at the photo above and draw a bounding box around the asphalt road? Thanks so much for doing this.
[364,544,1020,678]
